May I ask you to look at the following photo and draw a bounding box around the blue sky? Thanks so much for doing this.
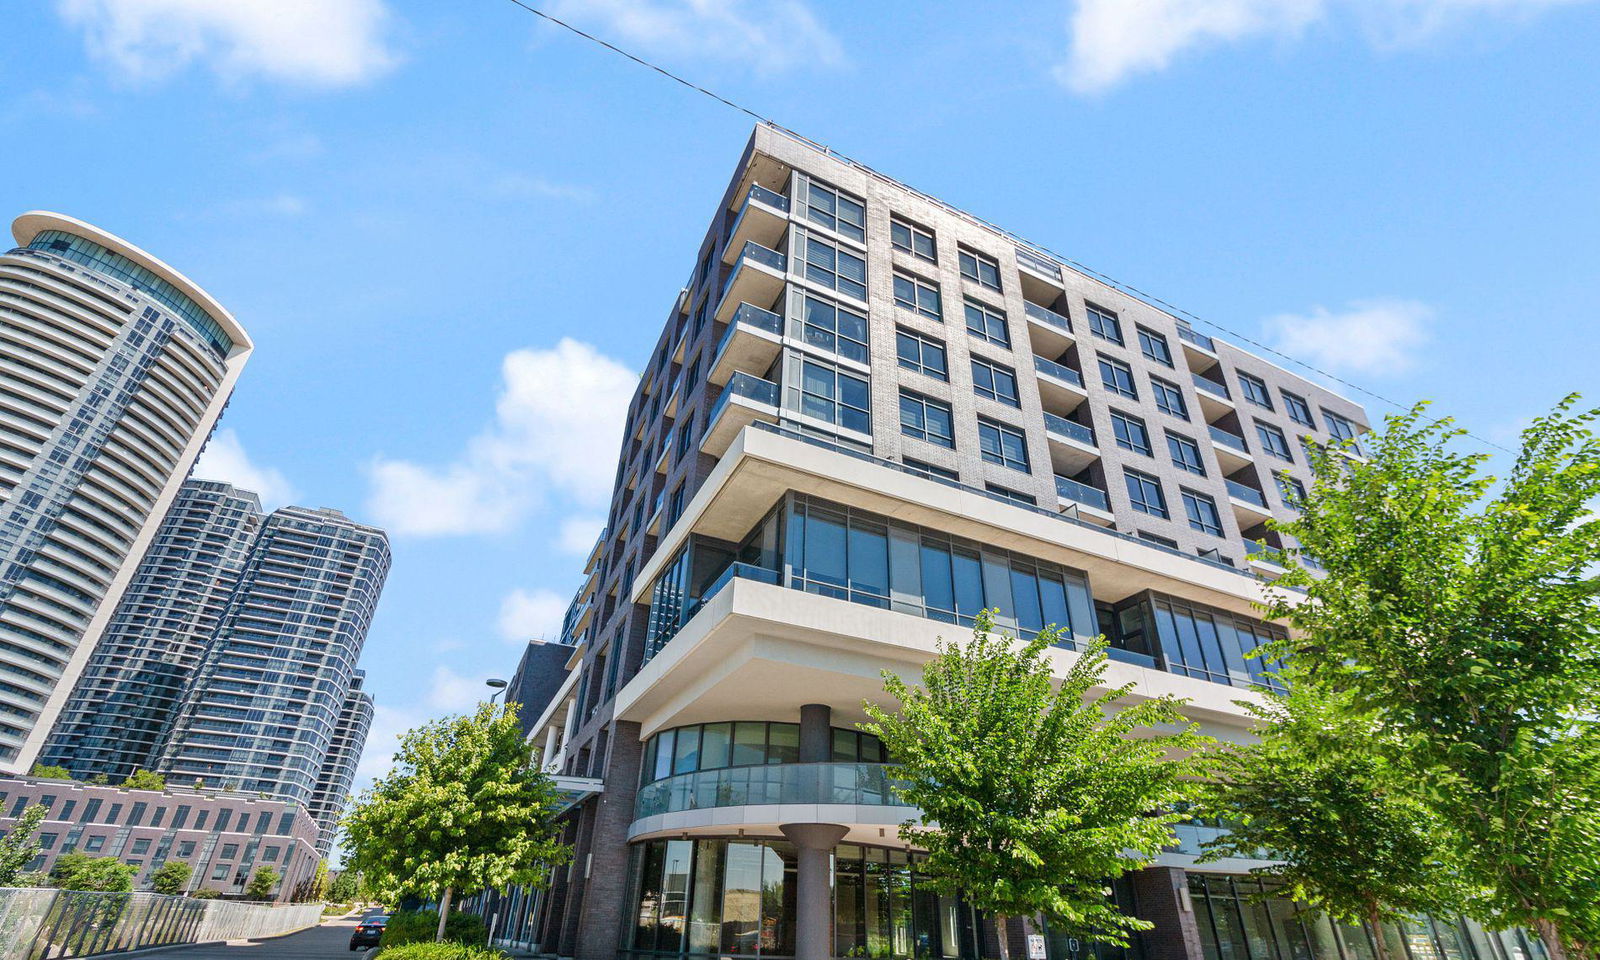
[3,0,1597,791]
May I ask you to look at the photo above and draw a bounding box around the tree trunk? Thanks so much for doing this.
[1534,918,1569,960]
[995,913,1010,960]
[1367,905,1393,960]
[435,887,454,943]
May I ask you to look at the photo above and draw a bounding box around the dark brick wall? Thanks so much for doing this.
[573,720,644,960]
[1132,867,1204,960]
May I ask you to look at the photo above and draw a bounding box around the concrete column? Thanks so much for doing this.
[781,822,848,960]
[799,703,832,763]
[541,726,559,770]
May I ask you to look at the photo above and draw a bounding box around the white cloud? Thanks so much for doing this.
[193,428,296,509]
[498,587,568,644]
[488,173,593,204]
[56,0,399,87]
[548,0,843,73]
[1057,0,1592,92]
[366,338,635,536]
[559,515,607,555]
[1263,298,1431,377]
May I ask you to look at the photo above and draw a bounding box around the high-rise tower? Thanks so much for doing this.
[0,213,252,770]
[307,669,374,852]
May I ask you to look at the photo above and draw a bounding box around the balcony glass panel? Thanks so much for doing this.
[746,183,789,212]
[1177,325,1216,351]
[1209,425,1250,454]
[1192,374,1230,399]
[706,372,779,428]
[1043,412,1095,446]
[1054,475,1109,512]
[1032,355,1083,387]
[634,762,914,820]
[1225,480,1267,507]
[1023,301,1072,333]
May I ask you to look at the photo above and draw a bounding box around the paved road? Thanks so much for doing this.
[164,916,367,960]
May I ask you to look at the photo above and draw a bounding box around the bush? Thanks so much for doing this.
[376,944,503,960]
[380,910,488,947]
[190,888,220,899]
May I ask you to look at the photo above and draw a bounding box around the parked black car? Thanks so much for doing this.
[350,915,388,950]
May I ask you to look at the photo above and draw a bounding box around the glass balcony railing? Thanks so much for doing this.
[1192,374,1230,400]
[1176,326,1216,352]
[683,561,781,622]
[720,241,787,304]
[1225,480,1268,508]
[1043,412,1096,446]
[1015,246,1063,282]
[706,371,779,428]
[1242,539,1285,566]
[746,182,790,212]
[713,302,784,368]
[1208,425,1249,454]
[1033,355,1084,388]
[635,762,913,820]
[1055,475,1110,512]
[1023,301,1072,333]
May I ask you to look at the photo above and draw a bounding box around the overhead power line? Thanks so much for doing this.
[496,0,1513,455]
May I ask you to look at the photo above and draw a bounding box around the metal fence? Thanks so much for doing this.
[0,888,321,960]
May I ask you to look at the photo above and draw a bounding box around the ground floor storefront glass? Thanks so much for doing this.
[1188,874,1548,960]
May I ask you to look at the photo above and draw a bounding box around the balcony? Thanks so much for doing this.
[1023,300,1075,356]
[1055,475,1114,526]
[1242,538,1286,572]
[722,183,790,265]
[1033,355,1088,413]
[700,372,780,457]
[1225,479,1273,525]
[709,302,784,387]
[1176,324,1219,370]
[662,371,684,419]
[1015,247,1067,306]
[1208,425,1253,472]
[715,241,787,324]
[634,762,914,821]
[1044,412,1099,474]
[1191,373,1234,421]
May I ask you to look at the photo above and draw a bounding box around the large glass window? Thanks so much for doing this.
[978,418,1029,472]
[1168,432,1206,475]
[1282,391,1315,428]
[1110,410,1151,455]
[799,361,871,435]
[1152,377,1189,419]
[804,180,866,242]
[1137,326,1173,367]
[800,295,869,364]
[1238,372,1273,410]
[896,329,948,381]
[890,217,936,262]
[971,358,1020,407]
[1124,470,1168,519]
[958,248,1001,291]
[894,271,942,321]
[804,236,867,301]
[640,722,883,784]
[1256,422,1293,462]
[1087,304,1123,345]
[1323,410,1361,451]
[900,391,955,448]
[964,300,1009,347]
[1183,489,1225,537]
[1099,357,1137,399]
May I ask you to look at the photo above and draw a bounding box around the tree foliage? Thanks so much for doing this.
[49,852,137,892]
[0,804,47,886]
[329,868,364,902]
[1262,397,1600,959]
[120,769,166,791]
[246,865,280,900]
[149,860,192,896]
[863,611,1205,951]
[341,703,570,936]
[29,764,71,780]
[1201,684,1462,960]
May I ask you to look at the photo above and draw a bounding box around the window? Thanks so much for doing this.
[799,361,871,435]
[1167,432,1206,475]
[1182,489,1224,536]
[978,418,1030,471]
[85,835,105,853]
[676,415,694,459]
[1098,356,1137,399]
[971,357,1020,407]
[899,391,954,448]
[1151,377,1188,419]
[1238,372,1273,409]
[178,841,195,857]
[1323,410,1359,446]
[964,299,1009,347]
[904,458,958,482]
[1275,472,1307,508]
[1138,531,1179,550]
[896,328,948,380]
[1125,469,1168,518]
[263,846,280,863]
[892,270,942,321]
[803,236,867,301]
[1110,410,1151,455]
[38,833,57,850]
[683,356,701,394]
[958,248,1001,291]
[1137,326,1173,367]
[211,864,228,881]
[804,180,865,242]
[1282,390,1315,427]
[800,295,869,364]
[130,838,151,855]
[1256,422,1292,461]
[1087,303,1123,345]
[890,216,936,261]
[666,484,686,528]
[220,844,239,859]
[985,483,1037,507]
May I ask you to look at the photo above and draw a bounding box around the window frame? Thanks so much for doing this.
[803,179,866,243]
[1110,409,1153,455]
[803,234,868,302]
[1182,488,1225,536]
[977,417,1031,472]
[896,327,949,381]
[1087,303,1123,345]
[1098,356,1138,400]
[1124,469,1169,518]
[889,216,937,262]
[958,247,1002,291]
[971,356,1021,407]
[797,359,871,436]
[892,269,943,321]
[799,294,870,364]
[1137,326,1174,367]
[1166,431,1206,476]
[1151,376,1189,419]
[1238,371,1274,410]
[963,298,1010,347]
[1281,390,1316,428]
[899,389,955,448]
[1255,421,1293,462]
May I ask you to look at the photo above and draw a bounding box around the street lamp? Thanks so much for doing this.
[486,678,509,704]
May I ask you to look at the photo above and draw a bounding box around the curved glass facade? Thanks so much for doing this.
[625,838,986,960]
[634,762,910,819]
[26,230,235,356]
[641,722,888,784]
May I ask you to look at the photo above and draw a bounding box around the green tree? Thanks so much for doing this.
[50,851,137,892]
[342,702,571,942]
[1201,684,1463,960]
[246,865,280,900]
[330,868,363,902]
[28,763,72,780]
[149,860,192,895]
[862,611,1205,956]
[1262,398,1600,959]
[120,769,166,790]
[0,804,48,886]
[290,858,330,903]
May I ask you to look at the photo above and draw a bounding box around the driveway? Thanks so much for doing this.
[161,916,366,960]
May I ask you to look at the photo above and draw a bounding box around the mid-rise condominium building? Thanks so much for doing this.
[490,127,1545,960]
[39,480,263,782]
[0,213,252,771]
[154,505,388,848]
